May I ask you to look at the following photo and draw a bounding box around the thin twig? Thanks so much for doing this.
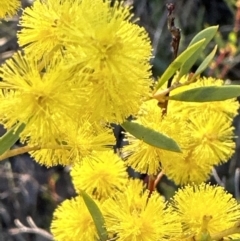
[166,3,181,60]
[147,171,164,197]
[160,3,181,114]
[0,143,72,161]
[9,216,53,240]
[212,168,225,187]
[26,216,38,228]
[147,175,156,198]
[0,146,40,161]
[153,171,164,190]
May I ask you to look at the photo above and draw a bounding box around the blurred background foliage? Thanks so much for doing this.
[0,0,240,240]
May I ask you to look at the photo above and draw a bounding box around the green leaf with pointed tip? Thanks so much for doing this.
[178,26,219,78]
[169,85,240,102]
[0,123,25,155]
[81,190,108,241]
[155,39,206,90]
[121,121,181,153]
[188,25,219,46]
[191,45,218,79]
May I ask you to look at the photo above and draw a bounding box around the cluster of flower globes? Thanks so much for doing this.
[1,0,240,240]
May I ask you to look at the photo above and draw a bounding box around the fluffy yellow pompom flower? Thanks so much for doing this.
[0,52,84,147]
[0,0,20,18]
[63,0,152,122]
[51,196,101,241]
[186,110,235,166]
[102,179,182,241]
[161,154,213,186]
[171,183,240,240]
[71,151,128,200]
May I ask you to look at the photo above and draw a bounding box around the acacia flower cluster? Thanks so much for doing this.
[124,77,238,185]
[51,181,240,241]
[0,0,152,165]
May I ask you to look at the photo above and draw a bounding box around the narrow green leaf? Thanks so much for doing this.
[178,47,203,78]
[188,25,219,46]
[192,45,218,78]
[121,121,181,153]
[179,26,219,78]
[169,85,240,102]
[155,39,206,90]
[0,123,25,155]
[81,190,108,241]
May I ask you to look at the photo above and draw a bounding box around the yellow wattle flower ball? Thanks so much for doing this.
[161,153,213,186]
[170,183,240,240]
[102,179,182,241]
[0,52,85,147]
[66,0,152,123]
[186,110,235,166]
[51,195,101,241]
[71,151,128,201]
